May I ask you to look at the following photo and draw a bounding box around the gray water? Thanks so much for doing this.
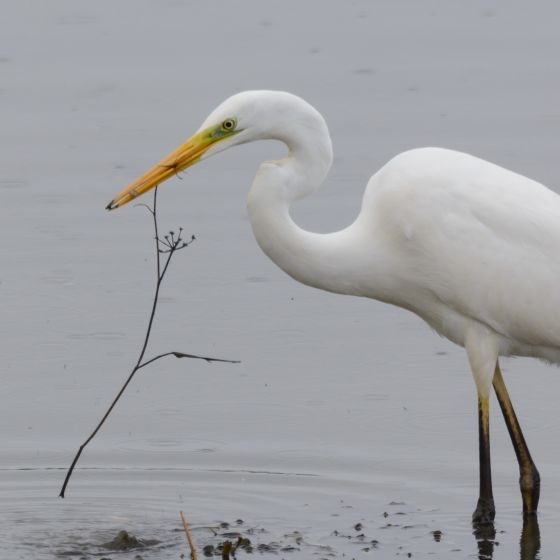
[2,1,560,558]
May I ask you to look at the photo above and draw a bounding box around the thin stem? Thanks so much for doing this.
[59,188,238,498]
[153,187,161,281]
[58,363,140,497]
[138,352,240,370]
[134,187,164,370]
[180,511,198,560]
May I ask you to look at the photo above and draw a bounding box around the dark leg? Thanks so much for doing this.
[492,362,540,516]
[472,521,496,560]
[472,393,496,524]
[520,513,541,560]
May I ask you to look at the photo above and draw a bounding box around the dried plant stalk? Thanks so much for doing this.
[180,511,198,560]
[59,187,239,498]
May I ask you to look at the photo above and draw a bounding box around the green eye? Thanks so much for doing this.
[222,118,236,132]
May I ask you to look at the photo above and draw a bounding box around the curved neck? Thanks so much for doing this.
[247,138,367,296]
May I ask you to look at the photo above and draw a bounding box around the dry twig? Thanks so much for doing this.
[180,511,198,560]
[59,187,239,498]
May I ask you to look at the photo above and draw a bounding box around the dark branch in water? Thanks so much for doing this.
[138,351,239,370]
[59,187,239,498]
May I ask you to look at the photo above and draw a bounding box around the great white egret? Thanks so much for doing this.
[107,90,554,524]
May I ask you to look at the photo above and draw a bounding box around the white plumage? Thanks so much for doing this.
[108,90,555,523]
[362,148,560,360]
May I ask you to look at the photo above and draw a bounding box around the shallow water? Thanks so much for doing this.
[2,1,560,558]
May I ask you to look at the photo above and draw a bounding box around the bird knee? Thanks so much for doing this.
[520,467,540,493]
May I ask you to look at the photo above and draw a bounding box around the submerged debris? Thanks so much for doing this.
[102,530,142,550]
[194,521,304,557]
[101,529,160,551]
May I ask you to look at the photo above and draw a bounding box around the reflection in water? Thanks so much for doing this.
[473,515,541,560]
[520,516,541,560]
[473,522,496,560]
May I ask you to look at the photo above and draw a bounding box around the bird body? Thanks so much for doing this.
[361,148,560,361]
[249,135,560,367]
[107,90,554,522]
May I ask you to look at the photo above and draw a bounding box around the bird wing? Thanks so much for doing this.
[366,147,560,355]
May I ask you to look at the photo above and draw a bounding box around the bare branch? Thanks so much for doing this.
[133,202,155,216]
[59,187,238,498]
[180,511,198,560]
[138,351,240,370]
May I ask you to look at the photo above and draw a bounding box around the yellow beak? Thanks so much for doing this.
[106,127,220,211]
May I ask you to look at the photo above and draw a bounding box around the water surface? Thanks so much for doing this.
[2,1,560,558]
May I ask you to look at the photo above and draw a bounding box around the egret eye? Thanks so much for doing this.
[222,118,236,131]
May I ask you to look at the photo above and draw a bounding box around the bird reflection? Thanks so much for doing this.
[473,521,496,559]
[520,516,541,560]
[473,515,540,560]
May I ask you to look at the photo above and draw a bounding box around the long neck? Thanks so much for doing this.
[247,138,367,296]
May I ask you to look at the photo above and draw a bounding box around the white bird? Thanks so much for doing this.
[107,90,554,524]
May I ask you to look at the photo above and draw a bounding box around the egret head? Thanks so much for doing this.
[106,90,327,210]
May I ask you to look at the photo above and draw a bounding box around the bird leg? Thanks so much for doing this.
[492,362,540,516]
[520,511,541,560]
[472,394,496,524]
